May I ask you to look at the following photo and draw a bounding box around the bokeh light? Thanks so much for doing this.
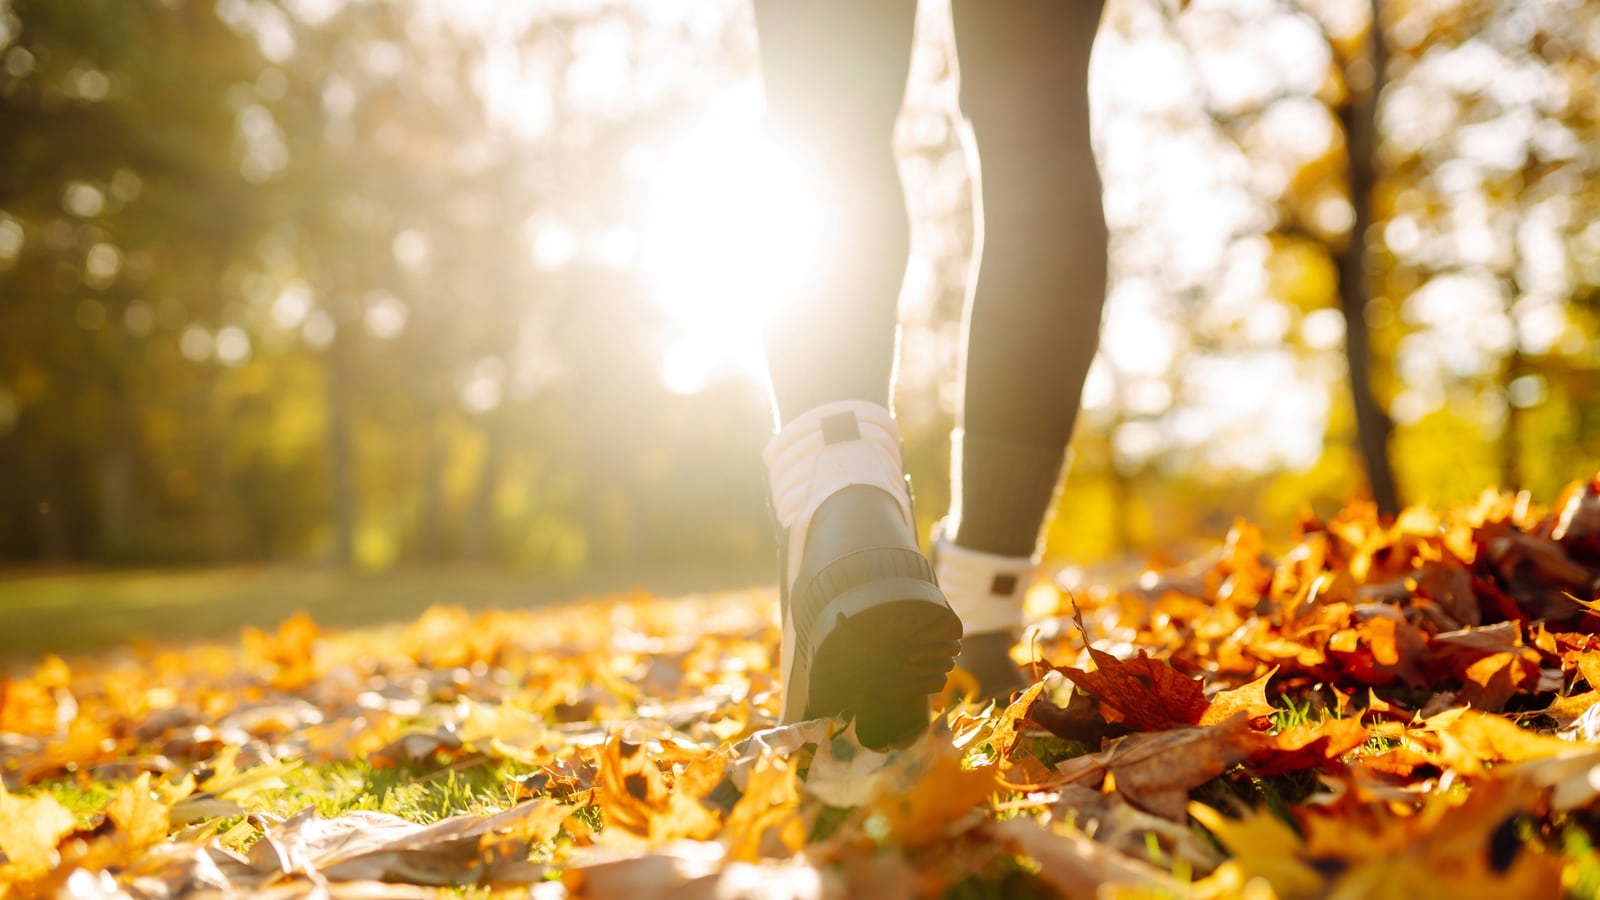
[0,0,1597,581]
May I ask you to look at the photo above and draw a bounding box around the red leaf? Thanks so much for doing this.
[1057,605,1209,732]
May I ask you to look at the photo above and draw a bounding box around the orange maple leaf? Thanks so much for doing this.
[1246,717,1370,776]
[1199,668,1278,729]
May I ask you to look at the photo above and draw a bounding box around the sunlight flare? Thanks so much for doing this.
[639,114,832,393]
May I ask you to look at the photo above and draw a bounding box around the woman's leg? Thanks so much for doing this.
[944,0,1110,693]
[754,0,962,747]
[755,0,917,420]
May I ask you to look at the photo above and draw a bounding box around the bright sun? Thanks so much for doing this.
[638,113,830,394]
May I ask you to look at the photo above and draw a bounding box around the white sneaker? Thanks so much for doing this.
[932,524,1037,700]
[764,400,963,747]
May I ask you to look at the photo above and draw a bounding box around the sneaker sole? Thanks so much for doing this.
[802,577,963,748]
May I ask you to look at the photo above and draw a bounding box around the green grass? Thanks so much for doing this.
[0,560,770,664]
[249,759,527,823]
[1268,692,1329,732]
[33,758,530,831]
[1562,822,1600,900]
[34,777,119,827]
[1016,734,1092,769]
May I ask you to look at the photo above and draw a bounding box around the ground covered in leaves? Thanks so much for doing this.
[12,480,1600,898]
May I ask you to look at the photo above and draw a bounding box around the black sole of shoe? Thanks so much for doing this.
[802,578,963,749]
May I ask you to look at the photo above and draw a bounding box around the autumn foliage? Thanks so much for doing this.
[10,479,1600,896]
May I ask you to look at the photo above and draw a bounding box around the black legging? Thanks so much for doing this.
[756,0,1109,554]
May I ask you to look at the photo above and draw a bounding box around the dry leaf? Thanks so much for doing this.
[1246,717,1370,776]
[1199,668,1278,728]
[990,816,1180,898]
[1057,606,1209,731]
[721,753,802,862]
[869,737,998,847]
[595,734,721,844]
[0,780,77,886]
[1058,714,1256,820]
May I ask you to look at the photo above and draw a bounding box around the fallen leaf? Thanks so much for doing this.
[595,733,721,845]
[1199,668,1277,728]
[1057,606,1209,732]
[1245,717,1369,776]
[1057,714,1256,820]
[721,753,802,861]
[990,816,1180,898]
[1190,803,1324,900]
[1049,785,1223,874]
[1456,650,1534,712]
[869,737,998,847]
[0,779,77,885]
[803,728,898,809]
[1427,710,1584,773]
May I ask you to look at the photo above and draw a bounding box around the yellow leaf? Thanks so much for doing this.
[594,733,721,845]
[871,738,997,847]
[108,773,173,851]
[64,773,182,875]
[1190,803,1323,900]
[0,781,76,886]
[1430,710,1582,773]
[722,754,801,862]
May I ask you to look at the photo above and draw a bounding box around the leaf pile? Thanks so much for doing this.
[9,478,1600,897]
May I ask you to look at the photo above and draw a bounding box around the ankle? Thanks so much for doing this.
[764,400,915,591]
[933,524,1037,635]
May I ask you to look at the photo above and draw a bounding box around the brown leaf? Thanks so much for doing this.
[987,680,1046,759]
[1057,606,1209,732]
[1567,649,1600,691]
[1024,685,1131,745]
[1416,562,1482,627]
[1456,651,1535,712]
[1542,691,1600,734]
[1354,745,1436,779]
[1057,714,1256,820]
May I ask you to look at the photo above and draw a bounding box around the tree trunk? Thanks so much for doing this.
[1335,0,1401,517]
[98,430,135,558]
[416,412,445,562]
[326,317,356,566]
[461,413,506,562]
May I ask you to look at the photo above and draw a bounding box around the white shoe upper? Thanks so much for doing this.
[763,400,917,724]
[763,400,914,595]
[931,523,1037,635]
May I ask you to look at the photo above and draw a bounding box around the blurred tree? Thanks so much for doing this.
[1331,0,1400,516]
[2,0,1596,576]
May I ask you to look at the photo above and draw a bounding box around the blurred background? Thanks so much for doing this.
[2,0,1598,651]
